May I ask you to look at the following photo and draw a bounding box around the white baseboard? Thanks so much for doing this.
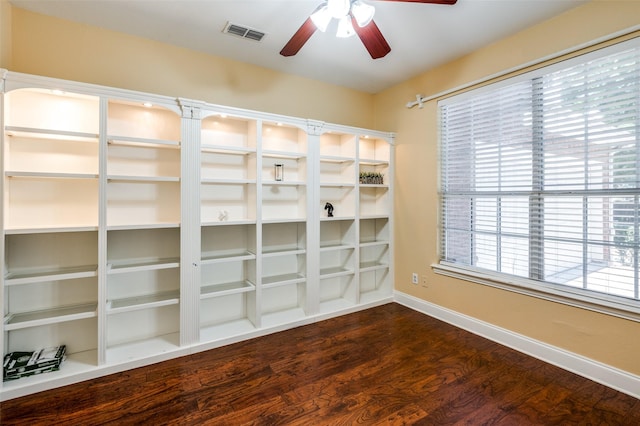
[394,291,640,399]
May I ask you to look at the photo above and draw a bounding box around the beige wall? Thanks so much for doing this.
[0,0,11,69]
[378,0,640,375]
[8,7,373,129]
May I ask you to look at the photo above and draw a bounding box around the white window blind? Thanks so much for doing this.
[439,38,640,307]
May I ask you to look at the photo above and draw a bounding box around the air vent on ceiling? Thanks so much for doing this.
[223,22,266,42]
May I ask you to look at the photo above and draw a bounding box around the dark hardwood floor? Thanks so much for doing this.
[1,303,639,425]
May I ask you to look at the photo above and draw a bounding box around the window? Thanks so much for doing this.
[438,38,640,313]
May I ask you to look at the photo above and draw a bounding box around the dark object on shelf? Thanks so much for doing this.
[359,172,384,185]
[275,163,284,181]
[324,202,334,217]
[3,345,66,381]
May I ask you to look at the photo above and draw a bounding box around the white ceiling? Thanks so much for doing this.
[10,0,589,93]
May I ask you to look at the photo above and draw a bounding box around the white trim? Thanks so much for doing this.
[433,263,640,323]
[394,291,640,400]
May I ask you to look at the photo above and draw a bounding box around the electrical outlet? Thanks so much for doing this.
[412,273,418,284]
[421,275,428,288]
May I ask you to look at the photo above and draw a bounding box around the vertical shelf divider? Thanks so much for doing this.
[306,120,324,316]
[0,77,5,387]
[179,99,204,346]
[388,134,395,303]
[97,96,109,366]
[354,135,362,304]
[254,119,264,329]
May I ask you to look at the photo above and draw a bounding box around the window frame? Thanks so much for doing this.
[434,36,640,322]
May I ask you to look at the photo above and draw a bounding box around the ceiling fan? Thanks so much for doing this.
[280,0,457,59]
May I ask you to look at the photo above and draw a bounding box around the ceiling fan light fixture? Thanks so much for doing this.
[327,0,351,19]
[310,4,331,32]
[336,15,355,38]
[281,0,456,59]
[351,1,375,27]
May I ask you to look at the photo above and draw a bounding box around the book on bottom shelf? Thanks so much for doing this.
[3,345,67,381]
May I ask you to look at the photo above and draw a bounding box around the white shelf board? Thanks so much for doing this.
[107,135,180,148]
[106,333,180,365]
[4,303,97,331]
[201,219,256,227]
[262,273,306,288]
[4,265,98,286]
[5,171,98,179]
[201,178,256,185]
[107,258,180,274]
[200,280,256,299]
[319,298,356,314]
[359,184,389,189]
[319,182,355,188]
[5,126,99,141]
[319,267,355,279]
[107,291,180,314]
[107,175,180,183]
[201,250,256,264]
[359,158,389,166]
[359,262,389,273]
[320,243,356,252]
[262,217,307,224]
[320,216,356,222]
[261,307,306,328]
[360,289,393,305]
[1,350,98,392]
[319,155,355,163]
[106,223,180,231]
[262,150,306,159]
[200,318,256,342]
[359,240,389,248]
[359,214,390,221]
[262,180,306,186]
[4,226,99,235]
[201,144,256,155]
[262,248,306,258]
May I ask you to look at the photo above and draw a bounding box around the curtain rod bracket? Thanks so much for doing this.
[406,94,425,109]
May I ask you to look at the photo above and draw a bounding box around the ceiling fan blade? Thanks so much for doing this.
[374,0,457,4]
[280,17,317,57]
[352,18,391,59]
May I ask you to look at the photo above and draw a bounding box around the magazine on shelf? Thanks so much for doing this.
[3,345,66,381]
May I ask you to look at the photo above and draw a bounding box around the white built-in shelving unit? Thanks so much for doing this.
[2,86,101,390]
[260,122,310,328]
[318,131,357,313]
[104,99,183,364]
[358,136,391,304]
[198,112,259,342]
[0,70,394,400]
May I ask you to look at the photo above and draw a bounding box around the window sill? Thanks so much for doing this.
[432,262,640,323]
